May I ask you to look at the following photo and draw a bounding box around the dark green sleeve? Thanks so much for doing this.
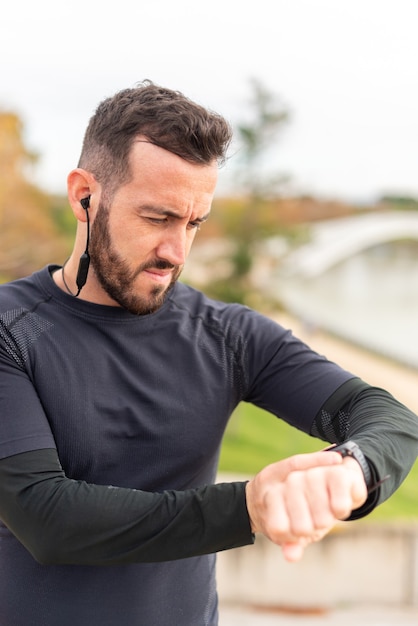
[0,449,254,565]
[311,377,418,519]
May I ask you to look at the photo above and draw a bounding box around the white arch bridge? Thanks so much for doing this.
[281,211,418,278]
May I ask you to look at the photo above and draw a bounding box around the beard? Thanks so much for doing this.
[88,201,182,315]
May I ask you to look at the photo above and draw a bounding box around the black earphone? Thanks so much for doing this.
[75,195,91,295]
[80,196,90,211]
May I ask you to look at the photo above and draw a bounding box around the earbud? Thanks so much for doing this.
[62,195,92,297]
[80,196,91,211]
[75,195,91,294]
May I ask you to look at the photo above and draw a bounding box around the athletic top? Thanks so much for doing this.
[0,265,416,625]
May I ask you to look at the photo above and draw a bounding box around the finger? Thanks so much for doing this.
[283,467,340,537]
[281,540,308,563]
[246,452,344,536]
[327,467,357,519]
[282,471,316,537]
[267,468,337,544]
[282,526,332,562]
[304,467,340,530]
[267,450,343,482]
[262,488,292,543]
[343,457,368,509]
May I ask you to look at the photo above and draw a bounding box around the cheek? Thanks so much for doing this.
[113,222,157,256]
[185,230,198,254]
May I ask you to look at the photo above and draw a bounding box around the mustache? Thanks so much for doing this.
[133,259,178,279]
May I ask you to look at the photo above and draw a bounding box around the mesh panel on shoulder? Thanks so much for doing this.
[0,308,53,367]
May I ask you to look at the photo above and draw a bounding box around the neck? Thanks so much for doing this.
[61,259,77,296]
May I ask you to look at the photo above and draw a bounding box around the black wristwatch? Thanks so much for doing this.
[327,440,373,491]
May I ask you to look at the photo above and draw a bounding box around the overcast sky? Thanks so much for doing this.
[2,0,418,202]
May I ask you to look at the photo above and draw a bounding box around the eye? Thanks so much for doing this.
[187,221,202,231]
[146,217,168,225]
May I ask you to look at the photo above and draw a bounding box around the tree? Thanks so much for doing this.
[234,77,290,198]
[0,111,69,279]
[207,79,290,306]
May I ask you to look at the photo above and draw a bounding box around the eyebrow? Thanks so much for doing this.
[138,204,210,223]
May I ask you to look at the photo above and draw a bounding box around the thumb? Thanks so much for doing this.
[265,450,343,482]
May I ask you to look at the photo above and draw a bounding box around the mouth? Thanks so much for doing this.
[143,268,173,284]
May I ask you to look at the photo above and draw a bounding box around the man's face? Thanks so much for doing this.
[88,140,218,315]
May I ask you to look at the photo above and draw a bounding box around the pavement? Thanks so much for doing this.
[220,603,418,625]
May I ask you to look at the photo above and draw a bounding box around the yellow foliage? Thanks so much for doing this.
[0,111,67,278]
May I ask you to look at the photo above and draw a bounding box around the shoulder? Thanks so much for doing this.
[0,267,50,314]
[169,282,290,345]
[170,282,243,319]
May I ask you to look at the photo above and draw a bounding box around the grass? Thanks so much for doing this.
[218,402,418,522]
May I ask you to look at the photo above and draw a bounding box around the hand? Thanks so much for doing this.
[245,450,368,562]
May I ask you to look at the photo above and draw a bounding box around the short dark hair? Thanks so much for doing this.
[78,80,232,196]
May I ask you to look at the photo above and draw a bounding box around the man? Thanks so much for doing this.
[0,81,416,626]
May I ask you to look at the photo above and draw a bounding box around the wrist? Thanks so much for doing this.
[342,455,366,482]
[244,480,258,534]
[326,440,373,491]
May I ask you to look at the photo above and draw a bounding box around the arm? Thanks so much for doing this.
[245,448,368,562]
[3,382,414,566]
[0,448,347,567]
[311,377,418,517]
[0,328,254,564]
[246,378,418,561]
[0,448,253,565]
[0,316,349,567]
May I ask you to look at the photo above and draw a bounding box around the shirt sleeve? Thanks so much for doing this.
[0,341,56,459]
[0,448,254,565]
[224,306,355,432]
[311,377,418,519]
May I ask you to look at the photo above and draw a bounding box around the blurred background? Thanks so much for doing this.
[1,0,417,621]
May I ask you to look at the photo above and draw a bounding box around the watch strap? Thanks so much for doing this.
[327,440,373,490]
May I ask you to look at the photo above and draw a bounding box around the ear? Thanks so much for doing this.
[67,169,98,222]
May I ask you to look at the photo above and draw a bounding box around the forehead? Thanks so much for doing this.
[124,139,219,202]
[104,139,219,222]
[131,138,217,173]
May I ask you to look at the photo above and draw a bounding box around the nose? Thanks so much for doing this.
[155,227,188,267]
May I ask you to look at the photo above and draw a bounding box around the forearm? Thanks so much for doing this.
[311,378,418,515]
[344,386,418,504]
[0,449,253,565]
